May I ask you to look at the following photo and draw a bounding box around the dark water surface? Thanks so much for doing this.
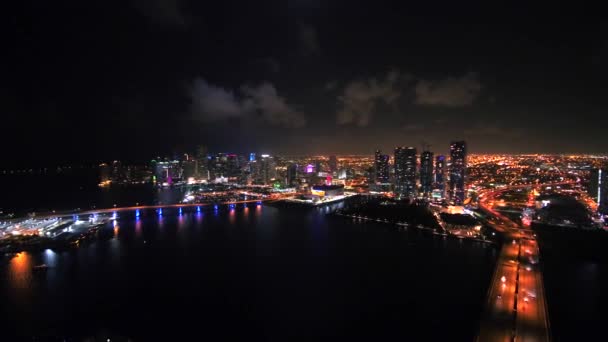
[1,203,497,341]
[0,170,182,215]
[539,233,608,341]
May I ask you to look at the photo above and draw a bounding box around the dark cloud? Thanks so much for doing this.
[415,72,482,107]
[242,83,306,128]
[189,78,305,128]
[336,70,401,126]
[189,79,244,121]
[131,0,188,27]
[299,24,320,55]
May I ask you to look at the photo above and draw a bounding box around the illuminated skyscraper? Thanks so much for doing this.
[449,141,467,204]
[99,163,110,183]
[254,154,276,185]
[154,159,182,185]
[420,151,434,197]
[375,150,390,183]
[434,155,446,193]
[589,168,608,214]
[394,147,417,197]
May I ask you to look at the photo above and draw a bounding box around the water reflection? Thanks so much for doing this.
[135,217,142,238]
[177,213,186,231]
[9,252,33,290]
[43,249,57,267]
[229,208,236,224]
[243,206,250,223]
[113,220,120,238]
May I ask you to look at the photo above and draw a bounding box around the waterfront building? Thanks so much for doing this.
[449,141,467,204]
[420,151,434,197]
[287,163,298,187]
[254,154,277,185]
[375,150,390,184]
[394,147,417,197]
[434,155,446,195]
[99,163,110,183]
[154,159,182,185]
[589,168,608,214]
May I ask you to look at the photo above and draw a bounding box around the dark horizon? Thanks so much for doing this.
[6,1,608,165]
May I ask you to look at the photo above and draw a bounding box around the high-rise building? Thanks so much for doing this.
[195,146,208,178]
[420,151,434,197]
[226,154,240,178]
[449,141,467,204]
[254,154,277,185]
[154,160,182,185]
[394,147,417,197]
[394,148,406,194]
[287,163,298,187]
[209,153,227,179]
[434,155,446,194]
[99,163,110,183]
[315,160,323,174]
[182,159,197,179]
[328,155,338,173]
[589,168,608,214]
[375,150,390,183]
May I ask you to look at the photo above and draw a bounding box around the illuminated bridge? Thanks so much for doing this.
[30,198,283,221]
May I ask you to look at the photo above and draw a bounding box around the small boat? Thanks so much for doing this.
[32,264,49,270]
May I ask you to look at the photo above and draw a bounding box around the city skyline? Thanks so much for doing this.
[4,2,608,340]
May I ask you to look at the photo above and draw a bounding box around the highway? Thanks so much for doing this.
[477,240,520,342]
[477,183,552,342]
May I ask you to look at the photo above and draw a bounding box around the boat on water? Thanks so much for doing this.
[32,264,49,270]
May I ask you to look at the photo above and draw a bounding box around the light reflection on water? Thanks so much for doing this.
[177,212,186,230]
[9,252,33,290]
[229,208,236,224]
[135,218,142,238]
[0,202,500,340]
[43,249,57,267]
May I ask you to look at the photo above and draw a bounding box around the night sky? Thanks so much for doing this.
[6,1,608,165]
